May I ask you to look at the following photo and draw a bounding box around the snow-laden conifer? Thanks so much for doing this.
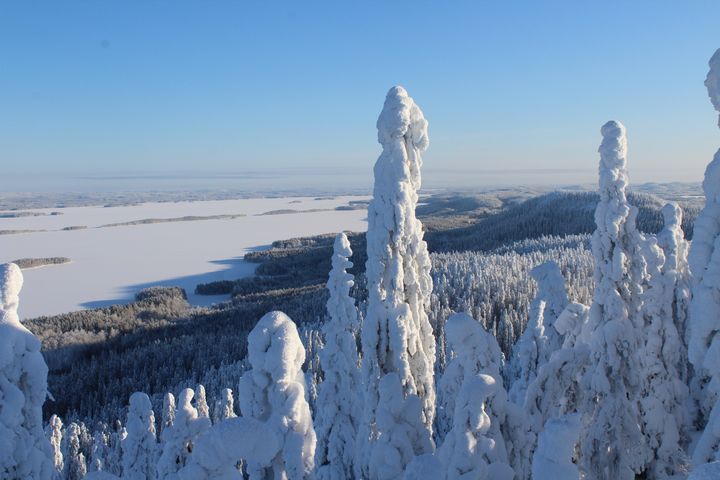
[637,235,690,477]
[63,422,88,480]
[531,414,581,480]
[581,120,647,479]
[438,312,515,480]
[46,414,64,479]
[358,86,436,478]
[195,385,210,420]
[156,388,210,479]
[507,300,549,406]
[0,263,53,479]
[212,388,236,425]
[122,392,158,480]
[689,47,720,466]
[161,392,176,441]
[437,313,515,477]
[238,311,316,479]
[315,232,361,480]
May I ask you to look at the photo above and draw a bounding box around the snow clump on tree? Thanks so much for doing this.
[531,413,581,480]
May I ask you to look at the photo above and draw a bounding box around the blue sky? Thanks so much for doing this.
[1,1,719,186]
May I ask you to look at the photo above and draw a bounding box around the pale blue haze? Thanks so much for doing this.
[0,1,719,187]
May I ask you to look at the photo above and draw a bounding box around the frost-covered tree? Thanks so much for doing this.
[212,388,236,425]
[0,263,53,479]
[358,86,436,478]
[122,392,158,480]
[438,313,516,479]
[690,47,720,466]
[63,422,88,480]
[89,430,109,473]
[238,311,316,479]
[46,414,64,478]
[580,120,647,479]
[157,388,210,479]
[437,313,515,476]
[315,232,361,480]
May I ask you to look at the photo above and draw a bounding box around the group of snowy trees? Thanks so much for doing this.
[4,49,720,479]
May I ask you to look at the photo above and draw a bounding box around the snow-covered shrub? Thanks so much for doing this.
[315,233,361,480]
[358,86,436,478]
[0,263,53,479]
[122,392,158,480]
[238,310,316,479]
[581,121,647,479]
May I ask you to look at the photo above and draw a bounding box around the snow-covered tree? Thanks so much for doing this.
[689,47,720,466]
[161,392,176,441]
[529,261,569,352]
[315,232,361,480]
[212,388,236,425]
[45,414,64,478]
[172,416,279,480]
[89,430,109,473]
[195,385,210,420]
[531,414,581,480]
[63,422,88,480]
[0,263,53,479]
[580,120,647,479]
[637,234,690,477]
[122,392,158,480]
[157,388,210,479]
[358,86,436,478]
[438,312,515,479]
[238,311,316,479]
[507,300,549,406]
[437,313,515,477]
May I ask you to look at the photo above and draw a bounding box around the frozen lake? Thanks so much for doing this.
[0,196,369,319]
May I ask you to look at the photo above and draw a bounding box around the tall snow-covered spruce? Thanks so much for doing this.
[315,232,361,480]
[358,86,436,479]
[0,263,53,479]
[689,47,720,465]
[581,121,647,479]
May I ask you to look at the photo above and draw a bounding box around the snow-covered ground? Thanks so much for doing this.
[0,196,369,319]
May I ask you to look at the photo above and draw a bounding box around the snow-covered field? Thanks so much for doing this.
[0,196,369,319]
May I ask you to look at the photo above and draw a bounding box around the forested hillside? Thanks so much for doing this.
[25,189,696,426]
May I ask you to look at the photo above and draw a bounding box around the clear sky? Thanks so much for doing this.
[1,1,719,188]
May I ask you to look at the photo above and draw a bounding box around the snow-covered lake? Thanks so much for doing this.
[0,196,369,319]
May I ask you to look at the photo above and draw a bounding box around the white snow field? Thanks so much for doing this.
[0,196,369,319]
